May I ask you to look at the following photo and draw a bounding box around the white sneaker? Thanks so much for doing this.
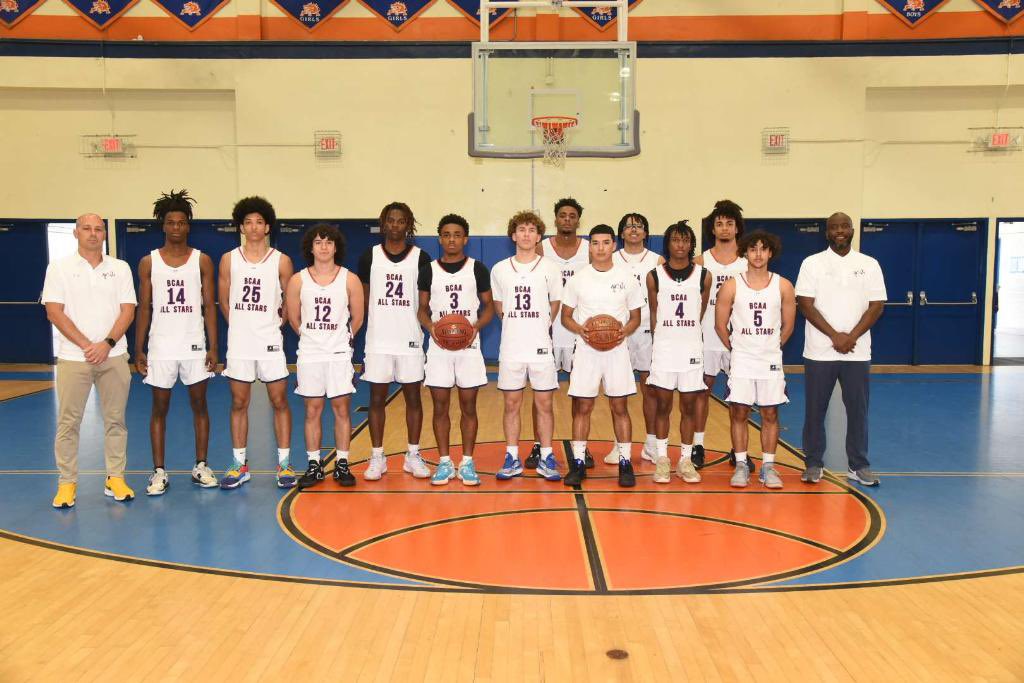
[191,462,218,488]
[364,453,387,481]
[146,468,168,496]
[403,452,431,479]
[603,452,619,465]
[676,459,702,484]
[641,445,657,463]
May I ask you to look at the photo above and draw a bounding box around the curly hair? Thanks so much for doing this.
[506,210,546,239]
[301,223,346,266]
[437,213,470,235]
[702,199,745,245]
[617,212,649,241]
[554,197,583,218]
[232,196,276,238]
[662,220,697,263]
[738,229,781,261]
[152,189,196,223]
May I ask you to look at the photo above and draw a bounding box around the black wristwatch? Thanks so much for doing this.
[105,337,116,348]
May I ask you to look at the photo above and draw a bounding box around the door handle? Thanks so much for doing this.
[919,291,928,306]
[919,290,978,306]
[886,291,914,307]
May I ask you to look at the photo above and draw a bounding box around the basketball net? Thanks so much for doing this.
[532,116,577,168]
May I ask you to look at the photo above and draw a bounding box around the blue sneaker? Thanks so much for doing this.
[536,453,562,481]
[432,460,456,486]
[220,463,250,490]
[458,460,481,486]
[495,453,523,480]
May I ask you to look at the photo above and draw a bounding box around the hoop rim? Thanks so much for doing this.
[531,115,578,130]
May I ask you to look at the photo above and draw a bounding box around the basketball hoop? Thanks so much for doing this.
[532,116,577,167]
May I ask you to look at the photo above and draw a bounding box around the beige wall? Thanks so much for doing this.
[1,52,1020,360]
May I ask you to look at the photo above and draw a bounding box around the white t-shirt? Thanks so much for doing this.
[562,263,645,331]
[41,252,137,361]
[491,255,562,363]
[795,248,887,362]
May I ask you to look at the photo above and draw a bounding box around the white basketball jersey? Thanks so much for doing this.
[543,236,588,349]
[226,248,284,360]
[701,250,748,352]
[298,267,351,362]
[615,248,661,333]
[429,258,481,354]
[366,244,423,356]
[651,265,704,373]
[147,248,205,361]
[492,256,559,364]
[729,273,783,380]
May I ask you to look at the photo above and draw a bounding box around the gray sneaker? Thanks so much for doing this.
[800,465,823,484]
[847,468,880,487]
[759,463,783,489]
[730,462,750,488]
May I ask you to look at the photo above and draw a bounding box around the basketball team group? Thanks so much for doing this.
[43,192,888,509]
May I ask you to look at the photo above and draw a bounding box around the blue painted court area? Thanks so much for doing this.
[0,369,1022,590]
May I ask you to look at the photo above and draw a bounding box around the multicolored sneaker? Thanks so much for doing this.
[333,459,356,487]
[220,464,250,490]
[277,465,298,489]
[458,460,481,486]
[432,460,456,486]
[191,462,218,488]
[536,453,562,482]
[146,468,169,496]
[496,453,523,480]
[298,460,324,489]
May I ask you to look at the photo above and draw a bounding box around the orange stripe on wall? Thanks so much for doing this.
[2,14,241,39]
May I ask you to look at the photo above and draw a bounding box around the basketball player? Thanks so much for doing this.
[610,212,663,465]
[561,225,644,488]
[134,189,219,495]
[490,210,563,481]
[646,221,711,485]
[417,214,494,486]
[531,197,592,469]
[286,224,364,489]
[715,230,796,489]
[218,196,295,489]
[694,199,748,469]
[357,202,432,481]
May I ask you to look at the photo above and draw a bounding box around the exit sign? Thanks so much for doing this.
[990,132,1011,148]
[314,130,342,159]
[761,127,790,155]
[101,136,123,154]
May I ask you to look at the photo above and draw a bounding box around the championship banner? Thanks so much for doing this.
[973,0,1024,24]
[271,0,349,30]
[571,0,641,31]
[152,0,230,30]
[358,0,436,30]
[874,0,949,27]
[61,0,139,28]
[0,0,44,28]
[445,0,510,27]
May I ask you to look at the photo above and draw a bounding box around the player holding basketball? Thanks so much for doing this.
[561,225,644,488]
[286,224,364,490]
[612,212,663,466]
[417,214,494,486]
[219,196,295,489]
[490,210,563,481]
[694,199,748,469]
[530,197,592,469]
[134,189,219,495]
[357,202,432,481]
[646,221,711,485]
[715,230,796,489]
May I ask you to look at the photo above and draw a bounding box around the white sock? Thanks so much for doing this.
[571,441,587,464]
[277,448,290,467]
[681,444,693,462]
[540,446,553,458]
[306,450,320,463]
[372,446,384,459]
[407,444,420,456]
[439,455,452,464]
[507,445,519,460]
[617,442,631,462]
[735,451,748,463]
[232,448,246,467]
[336,450,349,461]
[645,434,656,451]
[763,453,775,464]
[693,432,705,447]
[656,438,669,459]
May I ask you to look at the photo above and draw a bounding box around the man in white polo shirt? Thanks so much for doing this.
[42,213,137,508]
[795,212,886,487]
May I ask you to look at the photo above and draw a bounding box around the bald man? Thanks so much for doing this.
[42,213,137,508]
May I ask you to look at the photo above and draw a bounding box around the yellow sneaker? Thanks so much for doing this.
[104,476,135,502]
[52,483,76,508]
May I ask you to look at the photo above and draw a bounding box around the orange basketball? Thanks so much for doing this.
[434,314,475,351]
[584,314,624,351]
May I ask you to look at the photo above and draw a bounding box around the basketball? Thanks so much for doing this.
[583,314,624,351]
[434,313,475,351]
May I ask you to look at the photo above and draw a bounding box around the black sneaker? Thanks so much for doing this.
[298,460,324,490]
[333,459,356,487]
[524,443,541,469]
[692,445,705,469]
[563,459,586,487]
[584,448,595,469]
[618,459,636,487]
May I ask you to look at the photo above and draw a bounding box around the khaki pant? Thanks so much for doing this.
[55,355,131,484]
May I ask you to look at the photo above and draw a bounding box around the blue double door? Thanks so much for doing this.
[860,219,986,365]
[0,220,55,363]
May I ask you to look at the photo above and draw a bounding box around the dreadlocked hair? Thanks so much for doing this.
[152,189,196,222]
